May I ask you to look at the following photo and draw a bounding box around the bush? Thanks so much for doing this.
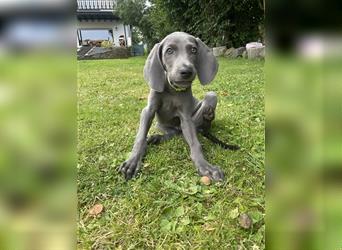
[101,40,114,48]
[116,0,264,50]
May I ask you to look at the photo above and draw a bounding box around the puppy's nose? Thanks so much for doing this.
[180,68,193,79]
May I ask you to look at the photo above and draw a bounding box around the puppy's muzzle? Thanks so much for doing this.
[178,66,195,80]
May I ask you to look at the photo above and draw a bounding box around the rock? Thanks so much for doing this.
[246,42,265,60]
[212,46,227,57]
[259,46,266,58]
[242,51,248,59]
[78,47,130,60]
[224,47,236,58]
[239,213,253,229]
[247,46,265,59]
[246,42,263,50]
[224,47,246,59]
[236,47,246,57]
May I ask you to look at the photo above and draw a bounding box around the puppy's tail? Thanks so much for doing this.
[201,130,240,151]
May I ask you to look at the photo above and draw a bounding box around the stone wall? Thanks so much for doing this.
[77,47,130,60]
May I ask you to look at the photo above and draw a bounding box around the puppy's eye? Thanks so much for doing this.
[191,47,197,54]
[166,48,174,54]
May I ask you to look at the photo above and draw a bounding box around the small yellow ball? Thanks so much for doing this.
[200,176,211,185]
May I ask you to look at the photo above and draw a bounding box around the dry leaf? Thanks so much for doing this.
[229,207,239,219]
[239,213,252,229]
[203,223,215,231]
[89,203,104,216]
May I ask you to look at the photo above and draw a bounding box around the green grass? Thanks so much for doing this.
[78,57,265,249]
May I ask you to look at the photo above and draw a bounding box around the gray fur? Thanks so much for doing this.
[119,32,224,181]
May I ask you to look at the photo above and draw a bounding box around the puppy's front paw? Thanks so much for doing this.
[198,163,224,182]
[118,157,141,180]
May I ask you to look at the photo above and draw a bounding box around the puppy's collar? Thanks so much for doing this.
[166,73,188,92]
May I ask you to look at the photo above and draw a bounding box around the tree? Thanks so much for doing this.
[115,0,264,49]
[152,0,264,47]
[115,0,145,27]
[115,0,158,49]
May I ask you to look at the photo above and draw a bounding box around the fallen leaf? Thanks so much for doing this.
[160,219,171,232]
[252,244,260,250]
[204,214,216,221]
[229,207,239,219]
[239,213,253,229]
[203,223,216,231]
[180,216,190,225]
[187,184,200,194]
[89,203,104,216]
[175,206,185,217]
[249,210,263,223]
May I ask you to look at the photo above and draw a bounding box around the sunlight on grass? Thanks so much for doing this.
[77,57,264,249]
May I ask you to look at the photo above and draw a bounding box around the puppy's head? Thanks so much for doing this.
[144,32,218,92]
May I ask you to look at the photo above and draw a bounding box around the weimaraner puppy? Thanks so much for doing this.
[119,31,237,181]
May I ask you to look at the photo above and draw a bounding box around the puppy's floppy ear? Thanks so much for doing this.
[195,38,218,85]
[143,43,165,92]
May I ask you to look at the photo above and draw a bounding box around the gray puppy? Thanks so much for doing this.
[119,32,236,181]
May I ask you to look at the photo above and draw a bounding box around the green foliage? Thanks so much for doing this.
[115,0,158,48]
[100,40,113,48]
[115,0,145,27]
[115,0,264,48]
[131,26,143,44]
[152,0,264,47]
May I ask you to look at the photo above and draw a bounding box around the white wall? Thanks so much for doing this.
[77,20,132,47]
[125,25,132,46]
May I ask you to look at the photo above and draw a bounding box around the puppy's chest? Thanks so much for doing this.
[159,97,179,116]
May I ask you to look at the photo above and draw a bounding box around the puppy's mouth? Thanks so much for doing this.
[174,80,192,85]
[167,77,191,92]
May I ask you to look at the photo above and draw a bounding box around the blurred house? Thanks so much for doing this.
[76,0,132,48]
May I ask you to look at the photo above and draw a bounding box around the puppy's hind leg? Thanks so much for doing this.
[192,91,239,150]
[192,91,217,131]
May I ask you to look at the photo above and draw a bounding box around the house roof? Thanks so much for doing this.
[77,0,119,21]
[77,10,120,21]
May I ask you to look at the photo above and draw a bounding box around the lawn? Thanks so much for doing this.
[77,56,265,249]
